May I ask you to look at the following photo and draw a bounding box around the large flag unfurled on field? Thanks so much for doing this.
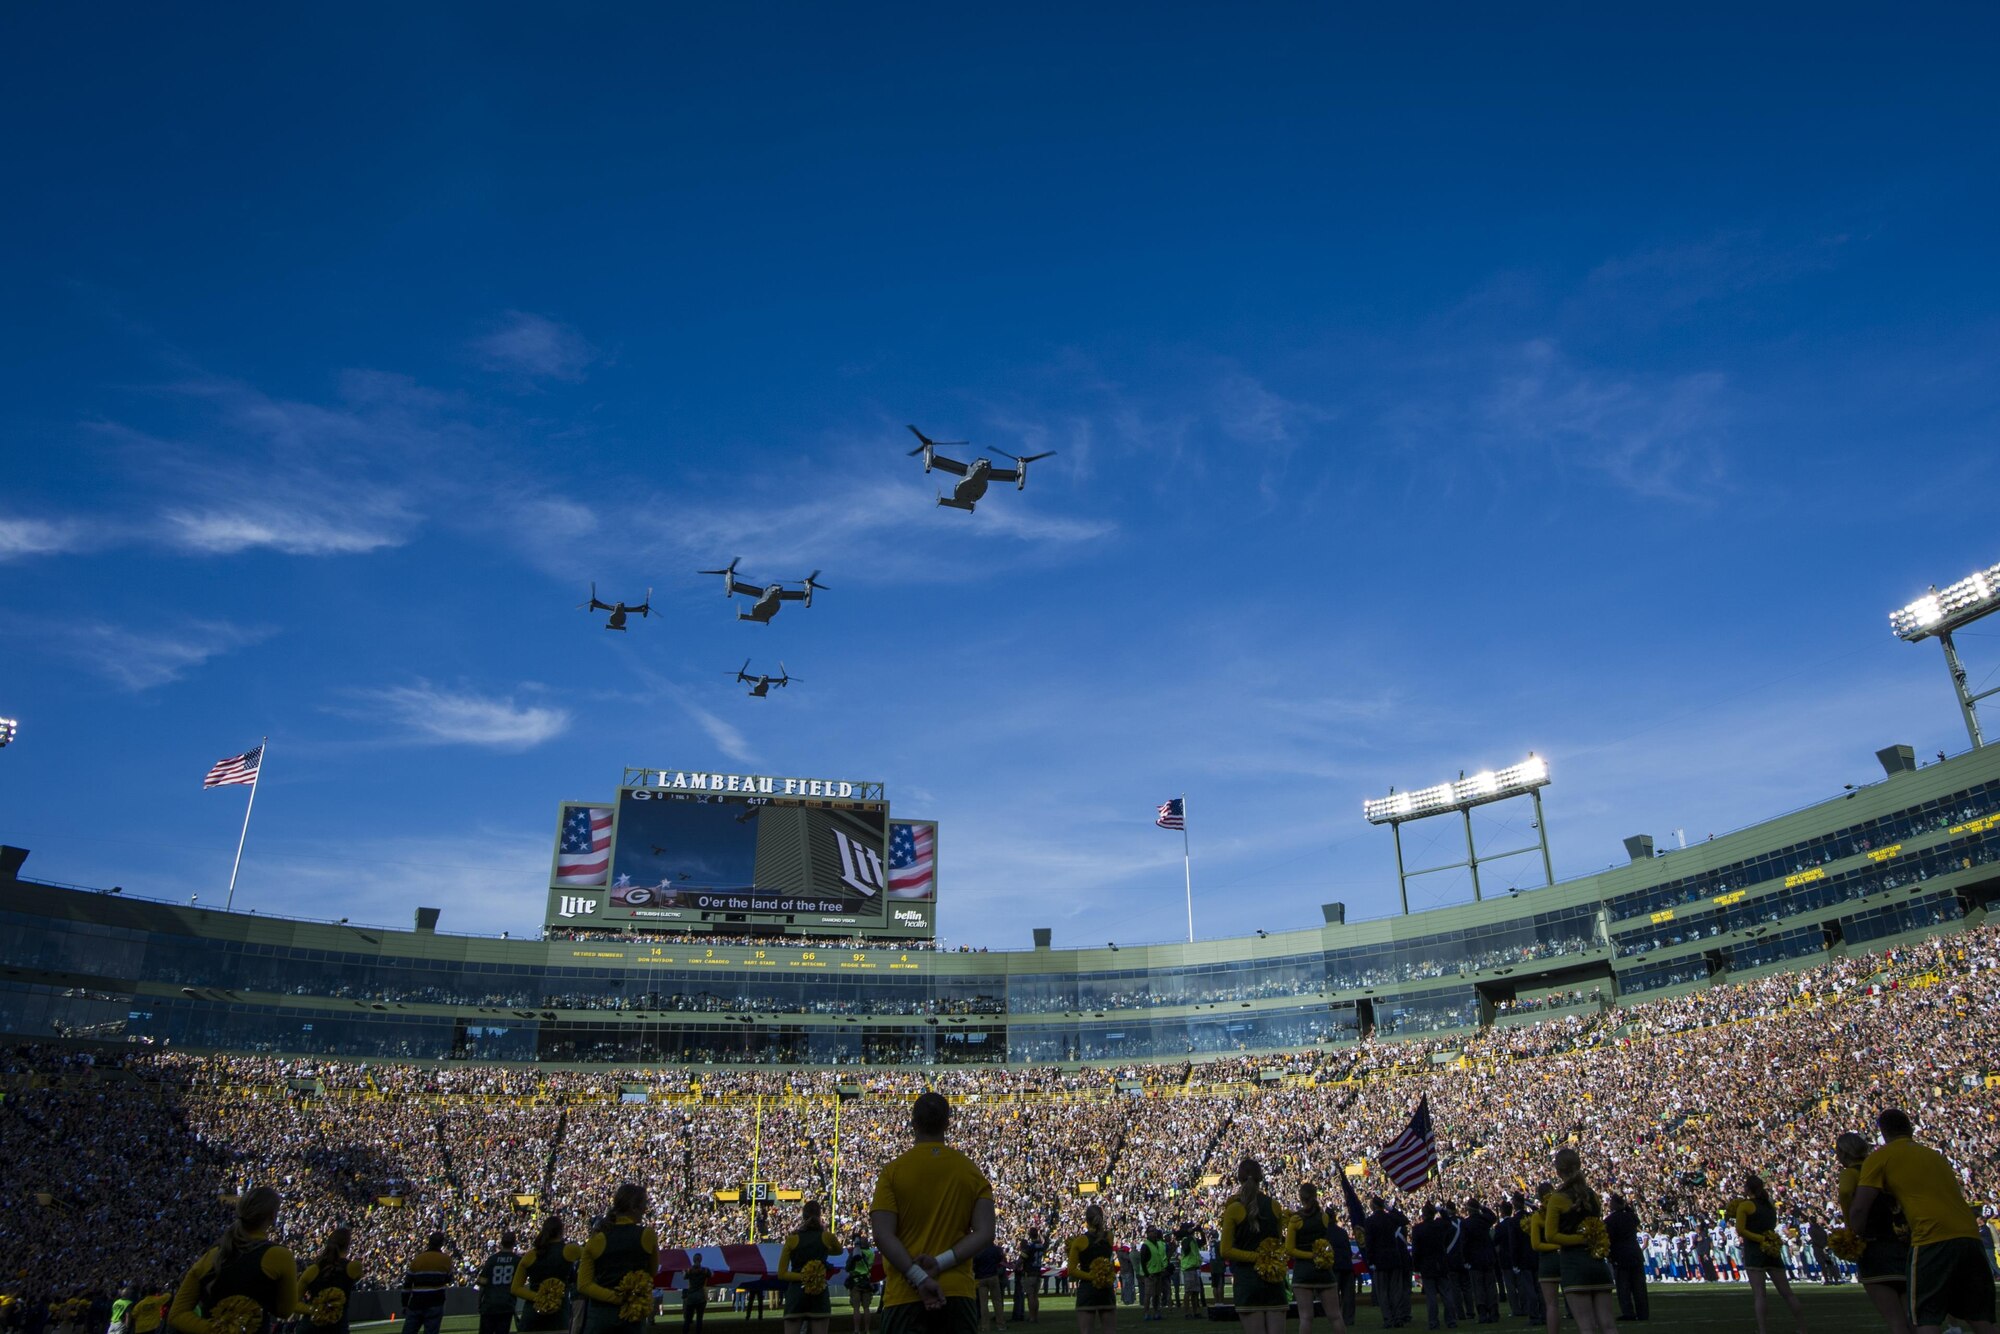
[555,805,613,885]
[1378,1096,1438,1190]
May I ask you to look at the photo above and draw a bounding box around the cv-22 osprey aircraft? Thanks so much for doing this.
[906,425,1055,512]
[578,583,652,630]
[697,558,826,623]
[731,660,798,696]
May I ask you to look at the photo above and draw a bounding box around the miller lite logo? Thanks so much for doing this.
[833,830,885,897]
[557,895,599,919]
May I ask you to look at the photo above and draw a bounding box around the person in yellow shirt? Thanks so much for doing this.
[1526,1185,1561,1334]
[129,1289,171,1334]
[512,1217,582,1333]
[169,1187,299,1334]
[1850,1109,1997,1334]
[1727,1175,1806,1334]
[868,1091,997,1334]
[578,1185,661,1334]
[298,1228,363,1334]
[1063,1205,1116,1334]
[777,1202,835,1334]
[1835,1132,1912,1334]
[1217,1158,1286,1334]
[1540,1150,1616,1334]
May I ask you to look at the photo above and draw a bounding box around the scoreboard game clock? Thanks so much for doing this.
[545,768,937,941]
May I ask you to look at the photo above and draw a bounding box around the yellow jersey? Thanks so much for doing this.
[1858,1137,1979,1246]
[868,1141,994,1307]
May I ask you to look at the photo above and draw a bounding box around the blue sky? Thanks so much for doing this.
[3,6,1997,948]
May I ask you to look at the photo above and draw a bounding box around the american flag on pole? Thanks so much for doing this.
[1377,1096,1438,1190]
[1155,797,1185,830]
[888,822,935,899]
[555,805,614,886]
[203,745,263,789]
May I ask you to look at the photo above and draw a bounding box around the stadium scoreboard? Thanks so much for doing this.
[545,767,937,939]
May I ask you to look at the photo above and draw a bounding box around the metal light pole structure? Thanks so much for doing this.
[1891,560,2000,750]
[1364,754,1555,914]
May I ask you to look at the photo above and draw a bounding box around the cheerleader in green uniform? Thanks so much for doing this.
[1729,1175,1806,1334]
[1526,1186,1562,1334]
[1284,1183,1345,1334]
[1066,1205,1117,1334]
[511,1218,580,1333]
[1540,1150,1617,1334]
[1217,1159,1287,1334]
[777,1203,834,1334]
[297,1229,361,1334]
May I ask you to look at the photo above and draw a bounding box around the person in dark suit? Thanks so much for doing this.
[1460,1200,1498,1324]
[1411,1206,1455,1332]
[1604,1194,1648,1322]
[1365,1199,1412,1329]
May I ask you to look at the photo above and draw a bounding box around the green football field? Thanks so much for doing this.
[379,1285,1900,1334]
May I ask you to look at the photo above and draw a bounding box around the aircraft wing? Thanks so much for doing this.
[927,453,970,477]
[726,578,764,598]
[776,585,810,600]
[986,465,1021,484]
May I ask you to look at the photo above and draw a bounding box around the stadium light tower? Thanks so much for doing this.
[1891,559,2000,749]
[1364,754,1555,914]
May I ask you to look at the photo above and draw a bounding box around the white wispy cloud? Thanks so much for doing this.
[472,311,597,381]
[89,371,440,557]
[161,503,413,555]
[0,516,98,560]
[1476,338,1730,500]
[675,693,757,766]
[346,681,570,749]
[46,619,273,691]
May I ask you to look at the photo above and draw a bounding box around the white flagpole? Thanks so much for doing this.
[1181,792,1194,944]
[224,738,266,912]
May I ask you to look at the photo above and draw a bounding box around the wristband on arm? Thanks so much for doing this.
[906,1263,931,1288]
[934,1248,959,1272]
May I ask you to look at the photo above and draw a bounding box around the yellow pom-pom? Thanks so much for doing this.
[533,1278,567,1316]
[207,1295,264,1334]
[1087,1257,1115,1292]
[615,1271,654,1324]
[1827,1229,1863,1262]
[801,1260,828,1296]
[307,1288,347,1327]
[1577,1217,1611,1260]
[1311,1239,1336,1271]
[1254,1237,1289,1283]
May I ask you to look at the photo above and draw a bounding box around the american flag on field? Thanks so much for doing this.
[888,822,935,899]
[555,805,614,886]
[1155,797,1185,830]
[1378,1096,1438,1191]
[202,745,262,789]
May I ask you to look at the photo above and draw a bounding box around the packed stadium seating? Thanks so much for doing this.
[3,920,1995,1309]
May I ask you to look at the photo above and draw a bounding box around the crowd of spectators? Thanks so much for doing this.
[3,921,1998,1324]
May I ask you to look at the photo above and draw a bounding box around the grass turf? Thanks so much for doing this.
[378,1285,1887,1334]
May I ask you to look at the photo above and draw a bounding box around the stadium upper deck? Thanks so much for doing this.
[2,742,1996,1067]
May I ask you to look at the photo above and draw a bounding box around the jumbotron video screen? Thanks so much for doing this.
[545,773,936,939]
